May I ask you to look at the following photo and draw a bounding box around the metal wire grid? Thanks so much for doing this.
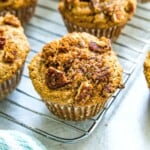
[0,0,150,143]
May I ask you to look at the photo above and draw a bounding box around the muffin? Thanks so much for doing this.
[0,0,37,25]
[0,130,47,150]
[59,0,136,41]
[144,51,150,88]
[29,32,124,121]
[0,13,30,100]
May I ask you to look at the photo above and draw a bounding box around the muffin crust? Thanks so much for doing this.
[59,0,136,28]
[0,0,37,9]
[0,13,30,83]
[29,32,123,106]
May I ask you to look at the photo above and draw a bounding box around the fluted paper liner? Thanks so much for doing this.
[0,67,23,100]
[63,19,125,41]
[0,4,36,24]
[46,101,105,121]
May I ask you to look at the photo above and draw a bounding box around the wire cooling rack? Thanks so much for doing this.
[0,0,150,143]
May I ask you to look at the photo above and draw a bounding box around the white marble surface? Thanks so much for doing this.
[41,68,150,150]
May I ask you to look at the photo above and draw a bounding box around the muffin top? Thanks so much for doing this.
[144,51,150,88]
[59,0,136,28]
[0,0,37,9]
[29,32,123,106]
[0,13,30,83]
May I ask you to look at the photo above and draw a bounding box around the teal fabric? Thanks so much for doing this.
[11,132,34,150]
[0,130,47,150]
[0,137,9,150]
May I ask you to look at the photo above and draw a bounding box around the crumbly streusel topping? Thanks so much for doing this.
[0,0,37,8]
[29,32,123,105]
[59,0,136,27]
[0,13,30,83]
[144,51,150,88]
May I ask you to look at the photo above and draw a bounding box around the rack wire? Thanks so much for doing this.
[0,0,150,143]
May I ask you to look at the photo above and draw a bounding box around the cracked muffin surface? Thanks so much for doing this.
[0,0,37,9]
[59,0,136,28]
[29,32,123,106]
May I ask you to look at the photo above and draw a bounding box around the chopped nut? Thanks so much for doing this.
[125,1,134,14]
[0,29,4,36]
[89,42,99,52]
[89,40,111,53]
[105,84,112,93]
[4,13,21,27]
[46,67,70,89]
[0,37,6,49]
[75,81,93,103]
[3,40,17,63]
[95,67,110,81]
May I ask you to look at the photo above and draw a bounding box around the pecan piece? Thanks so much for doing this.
[89,40,111,53]
[0,37,6,49]
[46,67,69,89]
[95,67,110,81]
[89,42,99,52]
[4,13,21,27]
[125,1,135,14]
[75,81,93,104]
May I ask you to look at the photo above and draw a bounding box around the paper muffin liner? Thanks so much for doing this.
[0,66,23,100]
[45,101,105,121]
[63,19,125,41]
[0,3,37,25]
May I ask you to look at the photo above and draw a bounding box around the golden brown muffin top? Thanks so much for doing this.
[29,32,123,106]
[144,51,150,88]
[0,0,37,9]
[144,52,150,68]
[59,0,136,28]
[0,13,30,83]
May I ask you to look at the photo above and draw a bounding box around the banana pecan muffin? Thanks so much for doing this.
[29,32,124,121]
[59,0,136,41]
[0,14,30,100]
[144,51,150,88]
[0,0,37,24]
